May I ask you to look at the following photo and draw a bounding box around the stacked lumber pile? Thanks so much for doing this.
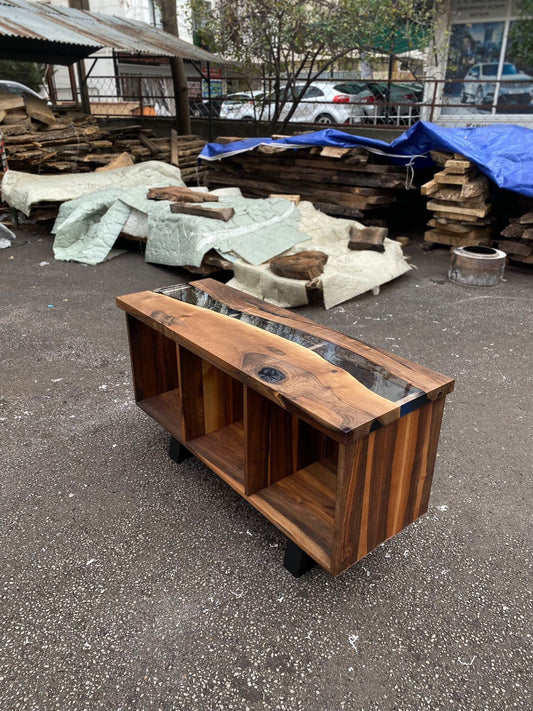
[421,152,493,247]
[0,89,206,182]
[112,130,206,183]
[204,141,407,221]
[496,211,533,265]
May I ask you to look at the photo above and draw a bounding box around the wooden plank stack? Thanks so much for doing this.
[0,90,206,183]
[421,151,493,248]
[496,211,533,265]
[204,141,407,222]
[112,130,206,183]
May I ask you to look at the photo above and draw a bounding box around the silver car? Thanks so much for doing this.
[0,80,48,101]
[461,63,533,106]
[264,81,365,125]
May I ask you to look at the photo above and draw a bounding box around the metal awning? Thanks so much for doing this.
[0,0,229,65]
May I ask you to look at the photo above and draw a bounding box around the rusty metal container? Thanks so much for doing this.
[448,246,506,287]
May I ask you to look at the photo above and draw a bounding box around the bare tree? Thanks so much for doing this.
[193,0,436,131]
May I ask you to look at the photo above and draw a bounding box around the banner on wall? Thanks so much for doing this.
[442,15,533,116]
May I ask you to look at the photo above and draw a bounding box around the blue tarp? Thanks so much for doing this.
[199,121,533,198]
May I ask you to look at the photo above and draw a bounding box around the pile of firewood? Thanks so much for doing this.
[496,211,533,265]
[204,140,407,222]
[0,88,205,182]
[421,152,493,247]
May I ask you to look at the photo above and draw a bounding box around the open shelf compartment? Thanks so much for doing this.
[119,284,454,576]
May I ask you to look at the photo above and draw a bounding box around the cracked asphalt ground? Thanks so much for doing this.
[1,224,532,711]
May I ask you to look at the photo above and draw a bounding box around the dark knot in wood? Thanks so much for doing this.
[257,366,286,383]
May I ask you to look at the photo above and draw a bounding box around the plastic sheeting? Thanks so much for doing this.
[200,121,533,198]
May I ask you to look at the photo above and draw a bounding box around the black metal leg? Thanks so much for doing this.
[283,539,316,578]
[168,436,194,464]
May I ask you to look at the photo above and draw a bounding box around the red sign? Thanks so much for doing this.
[201,66,222,79]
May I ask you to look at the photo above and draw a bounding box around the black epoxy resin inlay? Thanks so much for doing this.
[258,367,286,383]
[156,284,425,405]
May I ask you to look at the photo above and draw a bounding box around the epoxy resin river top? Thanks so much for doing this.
[117,279,454,576]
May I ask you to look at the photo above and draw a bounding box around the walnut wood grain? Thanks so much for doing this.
[244,386,270,495]
[178,346,205,441]
[120,281,453,576]
[126,314,179,401]
[329,398,446,573]
[190,279,455,402]
[117,290,400,442]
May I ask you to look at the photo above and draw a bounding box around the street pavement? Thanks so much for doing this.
[1,224,531,710]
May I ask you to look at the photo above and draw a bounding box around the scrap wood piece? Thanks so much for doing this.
[268,193,301,205]
[500,222,525,239]
[432,185,489,204]
[348,225,388,252]
[430,150,453,167]
[214,136,243,144]
[148,186,219,203]
[1,110,27,124]
[431,211,488,224]
[0,91,24,112]
[427,199,491,218]
[424,229,490,247]
[434,169,477,185]
[269,251,329,280]
[421,178,439,196]
[95,151,134,172]
[460,175,489,199]
[319,146,351,159]
[170,202,235,221]
[257,144,291,155]
[444,158,473,174]
[170,129,179,166]
[139,132,160,153]
[428,219,492,238]
[519,211,533,224]
[498,240,532,257]
[23,93,56,126]
[506,253,533,264]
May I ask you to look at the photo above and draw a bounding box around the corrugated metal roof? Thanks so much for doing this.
[0,0,229,63]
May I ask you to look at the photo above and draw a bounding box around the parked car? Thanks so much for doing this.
[0,80,48,102]
[190,96,226,118]
[219,91,268,120]
[461,62,533,106]
[263,81,365,125]
[335,81,421,124]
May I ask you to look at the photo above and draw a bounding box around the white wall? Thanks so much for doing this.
[48,0,195,103]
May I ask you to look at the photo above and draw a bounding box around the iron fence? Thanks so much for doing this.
[84,75,533,129]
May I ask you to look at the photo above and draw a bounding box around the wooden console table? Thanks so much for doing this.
[117,279,454,576]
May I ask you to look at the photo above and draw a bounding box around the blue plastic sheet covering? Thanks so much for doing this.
[199,121,533,198]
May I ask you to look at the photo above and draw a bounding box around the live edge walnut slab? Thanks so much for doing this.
[117,279,454,576]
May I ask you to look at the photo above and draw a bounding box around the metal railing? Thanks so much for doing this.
[84,75,533,129]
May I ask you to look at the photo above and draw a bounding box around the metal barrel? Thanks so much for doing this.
[448,246,506,287]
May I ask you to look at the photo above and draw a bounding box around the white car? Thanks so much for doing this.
[220,82,365,125]
[219,91,267,120]
[461,62,533,106]
[0,80,49,102]
[270,82,365,125]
